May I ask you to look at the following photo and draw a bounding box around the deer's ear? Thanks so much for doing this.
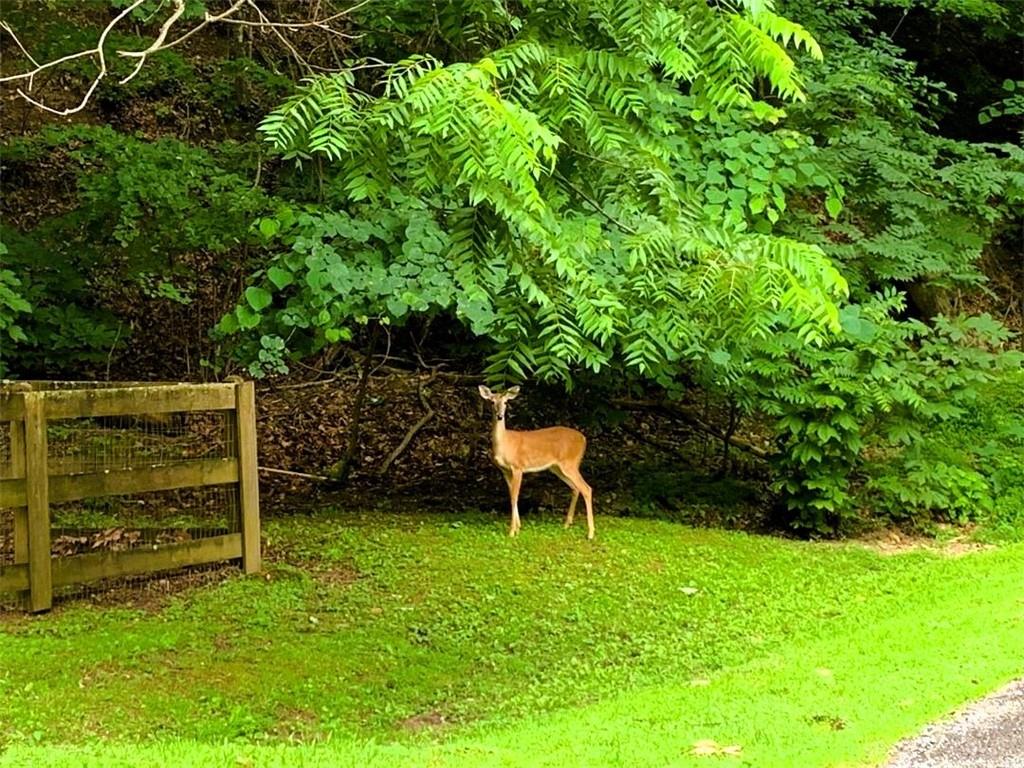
[478,385,493,399]
[506,385,521,399]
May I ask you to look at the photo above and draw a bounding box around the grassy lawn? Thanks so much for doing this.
[1,510,1022,767]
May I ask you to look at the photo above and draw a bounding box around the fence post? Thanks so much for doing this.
[11,413,28,608]
[234,380,261,574]
[24,392,52,612]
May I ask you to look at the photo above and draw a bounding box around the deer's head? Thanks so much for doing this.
[478,385,520,420]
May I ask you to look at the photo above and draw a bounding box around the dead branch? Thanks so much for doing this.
[611,398,772,460]
[0,0,370,114]
[259,466,333,482]
[242,0,314,74]
[146,0,248,53]
[218,1,364,38]
[330,322,380,486]
[3,0,146,116]
[117,0,188,85]
[378,371,438,475]
[345,351,484,382]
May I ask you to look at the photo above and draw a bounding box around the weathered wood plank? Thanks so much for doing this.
[41,383,236,419]
[2,455,213,480]
[0,393,25,420]
[50,458,239,502]
[0,563,29,593]
[24,393,52,613]
[10,418,29,608]
[0,458,238,507]
[6,380,177,391]
[2,457,95,480]
[0,477,25,507]
[51,532,242,587]
[235,381,262,574]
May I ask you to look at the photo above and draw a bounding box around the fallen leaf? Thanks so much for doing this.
[692,740,720,756]
[691,739,743,757]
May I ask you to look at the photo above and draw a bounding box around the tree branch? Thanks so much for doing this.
[243,0,314,75]
[0,0,369,114]
[378,370,438,475]
[554,171,639,235]
[152,0,248,53]
[5,0,145,116]
[117,0,188,85]
[259,466,333,482]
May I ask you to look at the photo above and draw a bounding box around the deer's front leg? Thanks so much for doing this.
[508,469,523,536]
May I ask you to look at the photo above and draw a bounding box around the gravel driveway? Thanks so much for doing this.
[885,679,1024,767]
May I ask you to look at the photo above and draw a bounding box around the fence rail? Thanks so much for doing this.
[0,380,261,612]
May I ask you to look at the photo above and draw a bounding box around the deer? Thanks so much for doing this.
[478,385,595,539]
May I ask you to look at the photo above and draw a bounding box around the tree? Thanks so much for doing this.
[225,0,849,386]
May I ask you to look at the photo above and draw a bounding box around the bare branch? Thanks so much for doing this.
[258,466,333,482]
[131,0,248,54]
[611,398,773,459]
[117,0,187,85]
[243,0,314,75]
[0,20,40,69]
[221,6,349,28]
[9,0,146,116]
[378,370,438,476]
[0,0,370,114]
[216,4,359,39]
[0,30,93,85]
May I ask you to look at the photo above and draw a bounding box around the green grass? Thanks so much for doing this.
[1,510,1022,767]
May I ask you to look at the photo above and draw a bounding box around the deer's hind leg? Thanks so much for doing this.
[551,466,581,529]
[561,465,594,540]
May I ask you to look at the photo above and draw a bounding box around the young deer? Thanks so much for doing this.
[478,385,594,539]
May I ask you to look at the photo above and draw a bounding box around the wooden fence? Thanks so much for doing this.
[0,380,261,612]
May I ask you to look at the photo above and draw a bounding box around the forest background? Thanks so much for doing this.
[0,0,1021,538]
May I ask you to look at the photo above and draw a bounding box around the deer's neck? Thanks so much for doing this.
[492,416,508,453]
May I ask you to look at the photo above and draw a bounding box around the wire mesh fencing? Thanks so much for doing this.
[0,381,260,612]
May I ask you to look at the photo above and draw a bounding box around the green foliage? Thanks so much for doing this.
[882,369,1024,540]
[685,119,845,232]
[96,43,200,108]
[742,295,1018,532]
[979,79,1024,135]
[210,0,1023,529]
[0,224,123,374]
[230,0,848,383]
[871,0,1011,25]
[0,242,32,375]
[701,0,1024,529]
[3,0,1019,531]
[0,126,271,373]
[202,58,293,123]
[868,459,993,524]
[777,24,1024,296]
